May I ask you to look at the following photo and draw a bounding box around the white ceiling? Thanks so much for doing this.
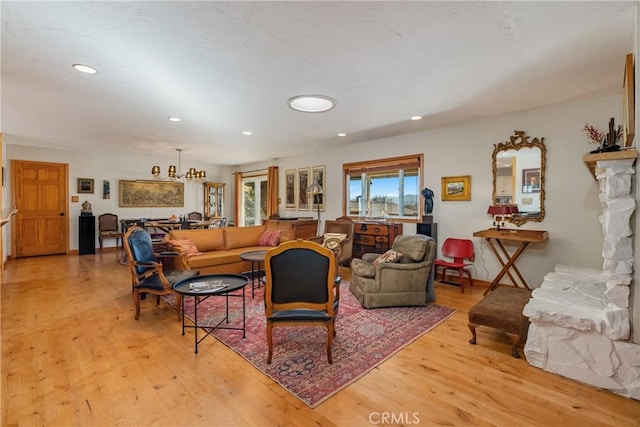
[1,1,636,166]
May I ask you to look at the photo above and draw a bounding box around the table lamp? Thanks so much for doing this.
[487,205,518,230]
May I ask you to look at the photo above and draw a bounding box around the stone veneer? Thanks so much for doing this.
[523,157,640,400]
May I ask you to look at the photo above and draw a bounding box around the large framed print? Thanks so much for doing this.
[311,165,325,211]
[297,167,310,210]
[285,169,297,210]
[119,180,184,207]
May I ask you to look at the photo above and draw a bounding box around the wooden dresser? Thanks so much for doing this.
[353,221,403,258]
[264,218,318,241]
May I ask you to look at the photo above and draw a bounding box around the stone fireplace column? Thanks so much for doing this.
[523,156,640,400]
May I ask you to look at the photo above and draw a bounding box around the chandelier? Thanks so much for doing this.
[151,148,206,182]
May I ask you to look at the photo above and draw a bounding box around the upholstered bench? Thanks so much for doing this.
[468,287,532,358]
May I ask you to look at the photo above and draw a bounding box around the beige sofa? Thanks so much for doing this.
[167,225,278,275]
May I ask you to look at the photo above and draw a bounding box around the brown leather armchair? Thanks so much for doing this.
[307,217,354,266]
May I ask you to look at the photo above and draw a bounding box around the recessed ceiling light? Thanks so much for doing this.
[242,131,253,135]
[72,64,97,74]
[410,115,423,121]
[288,95,336,113]
[168,117,181,122]
[337,133,347,137]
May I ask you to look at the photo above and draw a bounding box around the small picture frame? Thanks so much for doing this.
[521,168,541,193]
[441,175,471,201]
[285,169,297,210]
[77,178,94,194]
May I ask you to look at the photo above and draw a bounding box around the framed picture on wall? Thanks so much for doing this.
[311,165,325,211]
[522,168,541,193]
[285,169,296,210]
[77,178,94,194]
[297,167,310,210]
[441,175,471,201]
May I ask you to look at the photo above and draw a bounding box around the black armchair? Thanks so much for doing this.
[264,240,340,364]
[123,226,199,320]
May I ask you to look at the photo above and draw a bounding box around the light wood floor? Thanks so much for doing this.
[2,252,638,426]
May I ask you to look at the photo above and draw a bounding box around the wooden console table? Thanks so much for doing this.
[473,228,548,295]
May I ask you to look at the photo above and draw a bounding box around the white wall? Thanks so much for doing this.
[239,94,624,292]
[3,94,636,344]
[4,144,228,252]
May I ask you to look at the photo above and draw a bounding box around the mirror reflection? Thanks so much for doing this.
[492,130,546,226]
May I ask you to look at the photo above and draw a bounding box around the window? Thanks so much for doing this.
[343,154,423,221]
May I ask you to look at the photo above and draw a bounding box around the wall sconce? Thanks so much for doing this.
[487,205,519,230]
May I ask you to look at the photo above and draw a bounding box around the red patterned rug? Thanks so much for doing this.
[164,281,455,408]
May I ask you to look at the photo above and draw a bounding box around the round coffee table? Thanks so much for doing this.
[240,250,268,298]
[173,273,249,353]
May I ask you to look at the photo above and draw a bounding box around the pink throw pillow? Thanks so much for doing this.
[258,229,281,247]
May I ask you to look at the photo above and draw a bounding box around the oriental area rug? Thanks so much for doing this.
[164,282,455,408]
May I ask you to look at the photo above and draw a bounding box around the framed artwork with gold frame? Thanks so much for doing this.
[441,175,471,201]
[119,180,184,207]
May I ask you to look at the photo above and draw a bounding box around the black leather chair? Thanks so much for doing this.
[123,226,199,320]
[264,240,339,364]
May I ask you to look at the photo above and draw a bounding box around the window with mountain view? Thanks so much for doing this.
[343,154,423,221]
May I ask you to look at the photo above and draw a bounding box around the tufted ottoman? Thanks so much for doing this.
[468,286,532,358]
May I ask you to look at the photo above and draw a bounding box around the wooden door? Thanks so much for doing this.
[11,160,68,257]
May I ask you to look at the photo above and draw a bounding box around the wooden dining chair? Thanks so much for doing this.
[98,213,123,252]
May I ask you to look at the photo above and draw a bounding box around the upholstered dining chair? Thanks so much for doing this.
[98,213,123,252]
[123,226,199,320]
[264,239,339,364]
[208,218,227,229]
[187,211,203,220]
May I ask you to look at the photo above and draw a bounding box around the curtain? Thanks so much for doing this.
[267,166,278,218]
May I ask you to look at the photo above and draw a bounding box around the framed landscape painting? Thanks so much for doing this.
[441,175,471,201]
[119,180,184,207]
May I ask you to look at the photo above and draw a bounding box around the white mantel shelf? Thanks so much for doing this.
[583,148,638,180]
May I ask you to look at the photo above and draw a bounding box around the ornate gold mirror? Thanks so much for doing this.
[492,130,546,226]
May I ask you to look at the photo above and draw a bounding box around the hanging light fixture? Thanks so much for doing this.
[151,148,206,182]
